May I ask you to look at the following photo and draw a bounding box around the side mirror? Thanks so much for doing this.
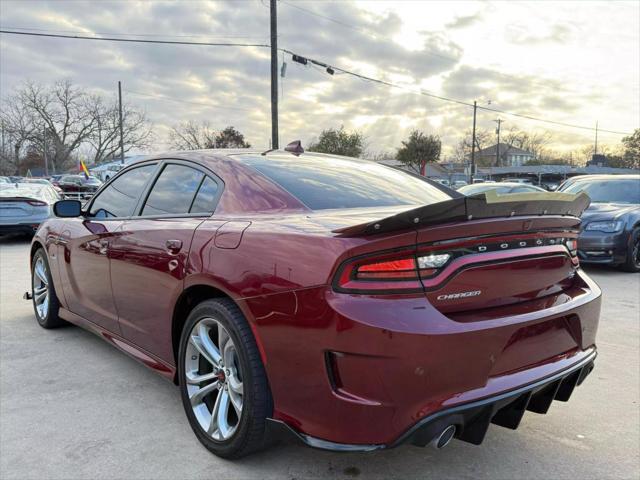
[53,200,82,218]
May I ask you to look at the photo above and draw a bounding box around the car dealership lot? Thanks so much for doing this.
[1,234,638,480]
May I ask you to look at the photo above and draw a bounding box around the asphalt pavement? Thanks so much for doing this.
[1,234,638,480]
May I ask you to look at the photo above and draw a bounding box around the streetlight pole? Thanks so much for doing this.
[270,0,279,149]
[43,125,48,176]
[494,118,503,167]
[118,81,125,164]
[470,100,477,183]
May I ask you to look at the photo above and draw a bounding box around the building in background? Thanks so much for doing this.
[475,143,535,167]
[587,154,609,167]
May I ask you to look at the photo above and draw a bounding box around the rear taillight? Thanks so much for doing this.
[355,258,416,279]
[334,235,578,294]
[334,252,451,293]
[27,200,47,206]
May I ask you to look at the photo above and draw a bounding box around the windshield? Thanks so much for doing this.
[85,177,102,185]
[459,184,511,195]
[61,175,101,185]
[564,179,640,204]
[239,154,453,210]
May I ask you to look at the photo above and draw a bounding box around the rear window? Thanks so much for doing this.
[239,155,452,210]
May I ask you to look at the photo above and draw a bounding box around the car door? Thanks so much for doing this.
[57,163,158,334]
[108,160,222,363]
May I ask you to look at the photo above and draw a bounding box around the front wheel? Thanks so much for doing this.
[178,299,272,458]
[620,228,640,273]
[31,248,65,328]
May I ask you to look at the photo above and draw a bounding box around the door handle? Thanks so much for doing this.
[166,239,183,254]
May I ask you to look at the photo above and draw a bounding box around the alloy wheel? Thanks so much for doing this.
[33,257,49,320]
[634,236,640,269]
[185,317,244,441]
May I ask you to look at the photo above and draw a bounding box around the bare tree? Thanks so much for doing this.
[16,80,96,171]
[503,127,552,159]
[0,98,39,173]
[168,121,216,150]
[86,95,153,163]
[453,129,492,164]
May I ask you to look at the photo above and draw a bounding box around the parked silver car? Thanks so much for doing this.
[0,183,61,235]
[458,182,547,196]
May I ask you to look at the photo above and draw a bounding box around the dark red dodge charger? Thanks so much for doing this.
[28,150,600,458]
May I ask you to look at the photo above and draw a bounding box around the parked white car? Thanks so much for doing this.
[0,183,61,235]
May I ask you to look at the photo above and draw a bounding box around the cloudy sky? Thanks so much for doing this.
[1,0,638,157]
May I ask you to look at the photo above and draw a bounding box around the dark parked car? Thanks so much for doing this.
[54,174,102,199]
[560,174,639,272]
[458,182,546,196]
[29,150,600,458]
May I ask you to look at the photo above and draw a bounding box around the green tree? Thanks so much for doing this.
[397,130,441,174]
[308,126,364,157]
[621,128,640,169]
[214,126,251,148]
[168,123,250,150]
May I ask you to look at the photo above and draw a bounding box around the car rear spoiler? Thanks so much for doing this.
[332,191,591,236]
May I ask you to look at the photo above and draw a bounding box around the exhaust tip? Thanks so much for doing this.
[430,425,456,450]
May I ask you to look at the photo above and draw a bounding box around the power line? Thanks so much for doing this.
[0,29,270,48]
[0,26,269,40]
[284,49,633,136]
[476,105,629,135]
[1,28,631,136]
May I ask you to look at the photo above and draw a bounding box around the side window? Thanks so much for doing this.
[141,164,204,216]
[190,177,219,214]
[89,164,156,218]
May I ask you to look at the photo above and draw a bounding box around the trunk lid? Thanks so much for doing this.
[331,191,588,313]
[0,198,39,220]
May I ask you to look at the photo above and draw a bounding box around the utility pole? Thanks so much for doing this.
[118,81,125,164]
[43,125,48,176]
[594,120,599,156]
[494,118,503,167]
[270,0,279,150]
[470,101,477,183]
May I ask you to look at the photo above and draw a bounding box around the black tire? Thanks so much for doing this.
[178,298,273,458]
[620,228,640,273]
[31,248,66,328]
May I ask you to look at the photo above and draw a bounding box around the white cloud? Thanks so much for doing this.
[0,0,637,157]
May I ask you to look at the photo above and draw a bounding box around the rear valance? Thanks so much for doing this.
[333,191,590,236]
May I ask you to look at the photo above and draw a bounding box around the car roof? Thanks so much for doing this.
[131,149,392,176]
[567,174,639,181]
[462,182,541,189]
[126,149,454,215]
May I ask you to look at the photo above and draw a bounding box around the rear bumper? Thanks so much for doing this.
[268,349,596,451]
[0,223,40,235]
[245,269,601,447]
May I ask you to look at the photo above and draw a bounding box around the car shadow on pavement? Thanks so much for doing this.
[0,233,33,246]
